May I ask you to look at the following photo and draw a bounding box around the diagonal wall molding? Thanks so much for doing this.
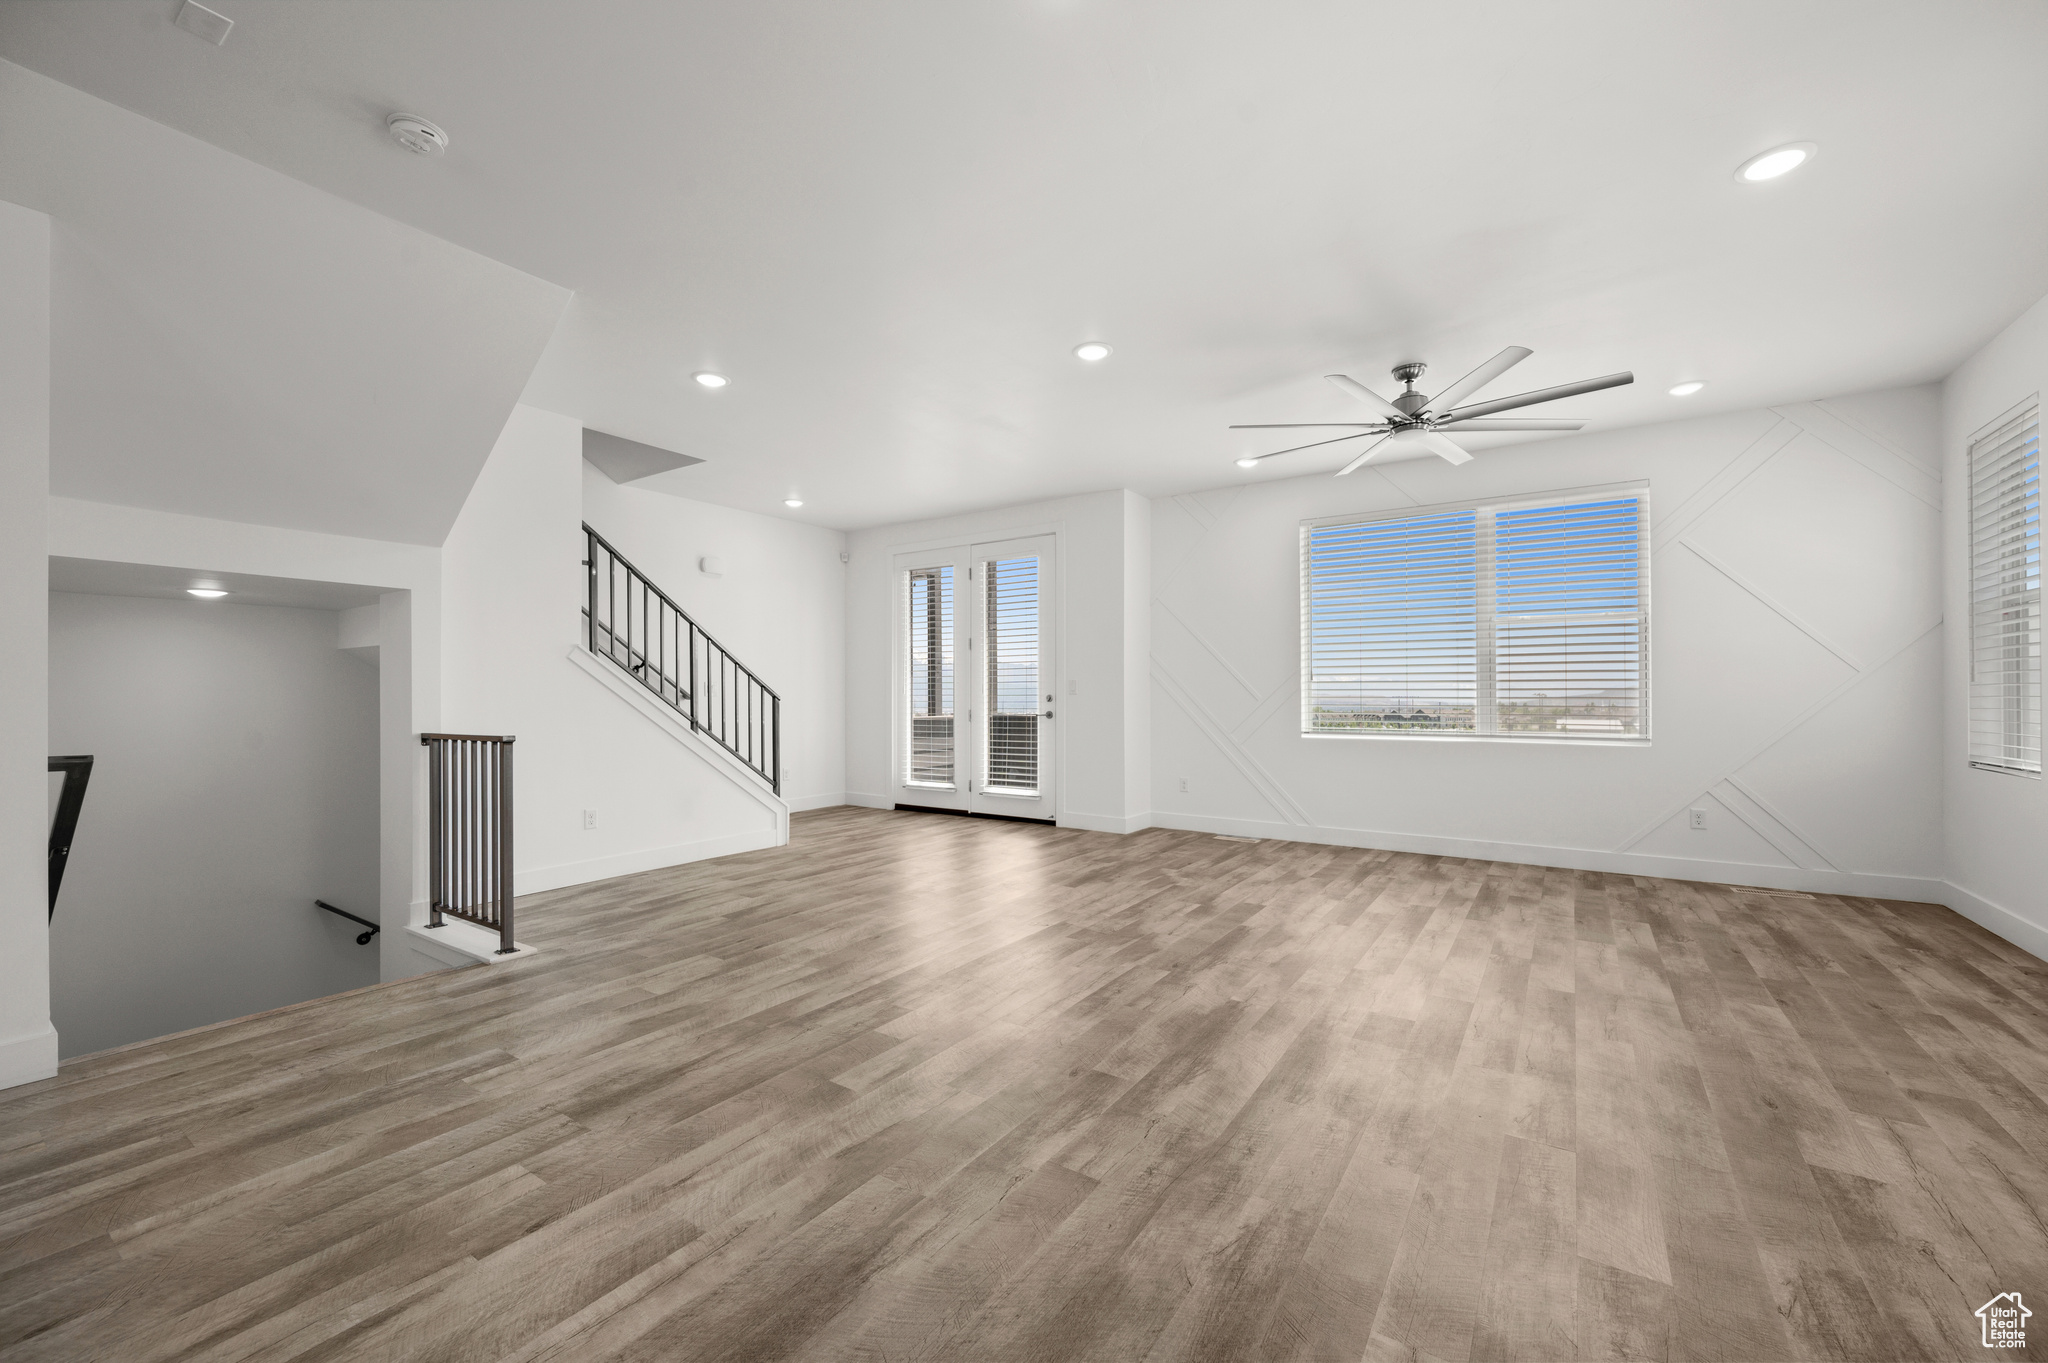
[1230,670,1299,746]
[1677,539,1866,672]
[1616,618,1940,854]
[1651,417,1802,553]
[1775,400,1942,508]
[1155,597,1263,703]
[1720,773,1835,871]
[1712,776,1838,871]
[1153,659,1313,826]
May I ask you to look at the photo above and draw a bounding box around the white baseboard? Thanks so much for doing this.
[515,826,785,897]
[0,1022,59,1091]
[1058,810,1154,835]
[846,791,893,810]
[1143,811,1948,903]
[1940,881,2048,962]
[786,792,849,812]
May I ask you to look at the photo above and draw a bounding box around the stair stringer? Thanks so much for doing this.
[565,643,790,840]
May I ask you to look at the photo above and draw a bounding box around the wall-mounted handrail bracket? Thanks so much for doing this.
[47,754,94,920]
[314,899,380,945]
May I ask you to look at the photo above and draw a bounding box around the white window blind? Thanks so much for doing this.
[1303,486,1649,740]
[983,556,1041,793]
[906,566,955,784]
[1969,398,2041,775]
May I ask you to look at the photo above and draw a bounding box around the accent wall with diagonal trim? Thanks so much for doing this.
[1149,384,1945,901]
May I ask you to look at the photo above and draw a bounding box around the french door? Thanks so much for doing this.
[893,534,1056,821]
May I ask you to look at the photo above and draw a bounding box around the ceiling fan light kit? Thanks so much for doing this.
[1230,346,1634,475]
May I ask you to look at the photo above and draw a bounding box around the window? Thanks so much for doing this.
[1969,398,2041,775]
[983,556,1041,794]
[906,565,954,783]
[1303,485,1649,740]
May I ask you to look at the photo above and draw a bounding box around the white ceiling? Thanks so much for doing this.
[0,59,569,546]
[3,1,2046,531]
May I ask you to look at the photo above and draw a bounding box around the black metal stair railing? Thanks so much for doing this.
[47,754,93,920]
[582,524,781,795]
[420,732,518,955]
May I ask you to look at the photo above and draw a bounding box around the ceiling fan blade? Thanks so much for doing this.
[1256,429,1382,459]
[1332,434,1394,476]
[1438,371,1633,423]
[1325,374,1404,421]
[1419,432,1474,465]
[1227,423,1390,430]
[1427,346,1532,412]
[1433,418,1586,431]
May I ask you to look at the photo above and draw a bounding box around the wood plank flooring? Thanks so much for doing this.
[3,806,2046,1361]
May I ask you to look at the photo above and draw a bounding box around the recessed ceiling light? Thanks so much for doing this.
[1235,457,1260,469]
[694,372,728,388]
[1735,142,1816,183]
[784,498,803,508]
[1669,381,1707,397]
[187,587,229,599]
[1073,342,1112,362]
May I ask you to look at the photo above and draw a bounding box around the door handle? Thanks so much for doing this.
[1043,710,1054,719]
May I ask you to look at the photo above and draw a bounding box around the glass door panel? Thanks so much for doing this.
[894,548,968,811]
[968,535,1054,821]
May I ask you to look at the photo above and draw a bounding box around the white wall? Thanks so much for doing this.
[1942,292,2048,956]
[47,593,380,1057]
[0,57,571,546]
[441,405,846,894]
[846,489,1151,831]
[0,198,53,1088]
[47,496,442,983]
[1151,386,1946,900]
[582,459,847,810]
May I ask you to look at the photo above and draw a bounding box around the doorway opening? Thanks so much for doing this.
[893,534,1056,822]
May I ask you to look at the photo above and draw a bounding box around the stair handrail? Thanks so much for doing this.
[314,898,381,945]
[48,754,93,920]
[582,523,782,795]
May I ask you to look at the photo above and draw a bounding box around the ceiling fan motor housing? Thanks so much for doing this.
[1391,361,1429,414]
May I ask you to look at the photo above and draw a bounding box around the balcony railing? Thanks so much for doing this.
[583,524,781,794]
[421,732,517,954]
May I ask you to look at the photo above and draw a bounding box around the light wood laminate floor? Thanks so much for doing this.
[4,807,2047,1362]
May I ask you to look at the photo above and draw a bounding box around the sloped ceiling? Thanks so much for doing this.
[0,60,569,545]
[1,3,2046,530]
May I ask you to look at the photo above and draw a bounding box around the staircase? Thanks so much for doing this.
[581,524,781,795]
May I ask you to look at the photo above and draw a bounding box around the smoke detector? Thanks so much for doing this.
[386,114,448,157]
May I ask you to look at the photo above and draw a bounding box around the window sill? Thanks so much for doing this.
[1302,729,1650,747]
[1968,760,2042,779]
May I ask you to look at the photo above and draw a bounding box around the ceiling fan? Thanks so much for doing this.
[1233,347,1633,475]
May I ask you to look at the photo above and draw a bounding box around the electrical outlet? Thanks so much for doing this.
[1689,808,1706,830]
[1179,777,1189,793]
[583,809,598,830]
[1068,679,1078,696]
